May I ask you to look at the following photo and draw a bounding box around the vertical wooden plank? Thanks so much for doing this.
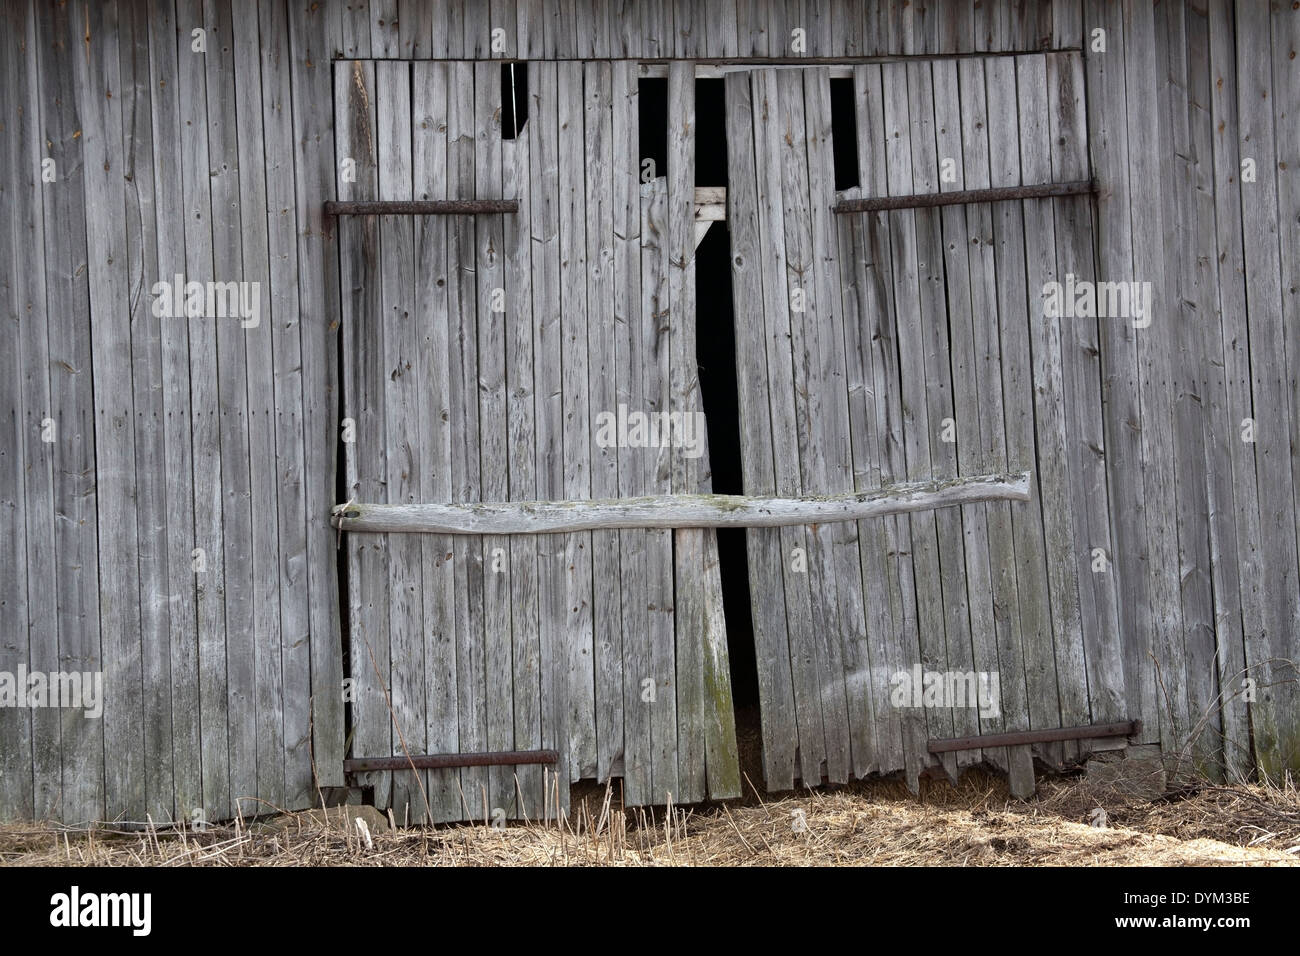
[519,0,544,59]
[148,0,202,821]
[528,61,570,817]
[12,0,62,820]
[378,60,425,821]
[847,63,913,781]
[1236,0,1297,776]
[370,0,398,55]
[551,0,577,57]
[667,63,707,804]
[502,98,543,819]
[36,0,105,824]
[557,61,596,783]
[288,0,345,794]
[413,60,462,821]
[119,0,174,822]
[953,56,1023,784]
[725,70,799,792]
[611,0,639,56]
[464,0,490,57]
[642,0,671,58]
[1016,52,1089,765]
[753,69,823,788]
[833,0,864,55]
[585,63,624,789]
[797,69,859,785]
[491,0,519,58]
[1156,4,1218,772]
[640,176,680,803]
[200,0,257,819]
[0,0,35,823]
[911,60,980,776]
[809,69,873,779]
[258,0,312,811]
[335,58,389,808]
[933,58,1000,771]
[78,0,145,822]
[1125,0,1190,762]
[445,61,488,814]
[709,0,739,57]
[736,0,767,57]
[1081,0,1156,748]
[231,0,285,814]
[473,59,515,817]
[1046,49,1126,751]
[614,63,651,805]
[1196,0,1251,779]
[341,0,371,57]
[984,54,1059,765]
[1053,0,1082,49]
[1270,0,1300,771]
[401,0,436,57]
[884,61,951,781]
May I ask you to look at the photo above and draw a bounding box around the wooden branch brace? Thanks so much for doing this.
[928,720,1141,754]
[323,199,519,215]
[332,471,1032,535]
[834,179,1095,213]
[344,750,559,773]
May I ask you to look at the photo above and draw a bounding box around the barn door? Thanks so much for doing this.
[333,60,740,824]
[725,56,1123,795]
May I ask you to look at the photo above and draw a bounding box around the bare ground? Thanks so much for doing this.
[2,770,1297,866]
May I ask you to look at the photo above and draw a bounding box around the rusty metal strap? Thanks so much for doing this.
[834,179,1095,214]
[344,750,559,773]
[927,720,1141,754]
[324,199,519,215]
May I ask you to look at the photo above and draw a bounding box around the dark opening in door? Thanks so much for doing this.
[694,79,759,721]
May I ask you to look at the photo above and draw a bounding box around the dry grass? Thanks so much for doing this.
[3,770,1298,867]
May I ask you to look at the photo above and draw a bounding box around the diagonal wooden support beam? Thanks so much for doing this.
[332,471,1032,535]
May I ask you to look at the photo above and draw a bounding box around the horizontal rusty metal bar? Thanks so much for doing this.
[324,199,519,216]
[343,750,558,773]
[927,720,1141,754]
[835,179,1095,214]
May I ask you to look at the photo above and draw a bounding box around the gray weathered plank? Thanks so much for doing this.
[585,62,625,789]
[378,60,426,822]
[0,0,35,823]
[614,61,651,805]
[725,69,799,791]
[1268,0,1300,771]
[1016,52,1088,766]
[81,0,146,822]
[473,59,515,817]
[933,57,998,771]
[231,0,285,815]
[529,61,570,817]
[753,68,824,788]
[335,58,390,809]
[641,176,681,803]
[502,110,543,820]
[1235,1,1297,777]
[667,62,708,804]
[558,61,597,783]
[288,0,345,796]
[447,60,489,816]
[258,0,312,810]
[1125,1,1190,761]
[1195,0,1251,779]
[413,59,463,822]
[985,53,1059,771]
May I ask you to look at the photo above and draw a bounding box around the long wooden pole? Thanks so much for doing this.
[332,471,1032,535]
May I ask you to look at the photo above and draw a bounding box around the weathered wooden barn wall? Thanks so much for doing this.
[1,0,1298,824]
